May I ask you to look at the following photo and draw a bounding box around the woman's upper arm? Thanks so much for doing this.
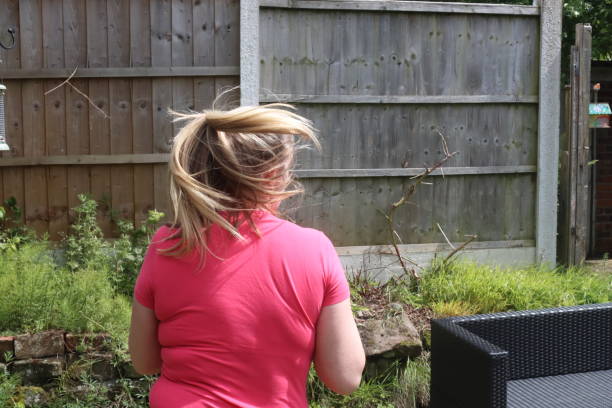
[129,299,161,375]
[314,298,365,395]
[129,234,165,375]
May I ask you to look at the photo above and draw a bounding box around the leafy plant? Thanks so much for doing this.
[0,372,21,408]
[109,211,164,298]
[0,197,33,253]
[0,243,130,337]
[64,194,108,272]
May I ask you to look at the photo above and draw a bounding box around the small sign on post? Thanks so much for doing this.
[589,103,611,128]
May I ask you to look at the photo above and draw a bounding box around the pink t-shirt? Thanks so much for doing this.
[134,211,350,408]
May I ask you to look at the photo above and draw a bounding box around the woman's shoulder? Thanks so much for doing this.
[268,215,334,247]
[149,224,180,247]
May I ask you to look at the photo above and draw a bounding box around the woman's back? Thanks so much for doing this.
[135,211,349,407]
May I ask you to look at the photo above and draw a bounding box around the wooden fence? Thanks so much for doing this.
[243,0,561,270]
[0,0,239,238]
[0,0,562,270]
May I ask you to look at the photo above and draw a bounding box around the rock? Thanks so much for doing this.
[65,352,116,381]
[11,357,65,386]
[14,331,65,359]
[358,310,422,358]
[88,353,116,381]
[421,329,432,351]
[66,352,80,366]
[65,333,111,353]
[66,379,121,400]
[15,386,49,407]
[119,360,143,379]
[0,336,14,362]
[389,303,404,313]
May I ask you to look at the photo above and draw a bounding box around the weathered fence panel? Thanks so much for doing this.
[248,0,561,267]
[0,0,562,270]
[0,0,239,238]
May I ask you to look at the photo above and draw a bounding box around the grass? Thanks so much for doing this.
[307,353,431,408]
[0,197,610,407]
[0,242,131,339]
[415,260,611,316]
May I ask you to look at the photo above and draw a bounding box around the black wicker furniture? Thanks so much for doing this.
[430,303,612,408]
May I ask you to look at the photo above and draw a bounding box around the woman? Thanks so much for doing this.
[129,103,365,407]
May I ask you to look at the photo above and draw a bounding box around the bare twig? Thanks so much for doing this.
[444,234,477,263]
[67,82,109,119]
[44,66,78,95]
[44,66,110,119]
[382,130,459,283]
[437,223,456,250]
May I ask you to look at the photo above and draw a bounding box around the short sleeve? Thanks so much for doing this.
[320,233,350,307]
[133,229,165,309]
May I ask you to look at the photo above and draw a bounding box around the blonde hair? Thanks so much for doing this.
[163,103,319,257]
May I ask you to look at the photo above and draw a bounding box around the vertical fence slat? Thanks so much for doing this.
[108,0,134,230]
[131,0,154,226]
[151,0,173,220]
[64,0,90,222]
[20,0,48,235]
[43,0,69,240]
[215,0,240,102]
[87,0,112,236]
[569,24,592,264]
[4,80,25,224]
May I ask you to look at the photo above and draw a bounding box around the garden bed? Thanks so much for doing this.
[0,197,609,407]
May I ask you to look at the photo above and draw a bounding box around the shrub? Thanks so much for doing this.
[418,260,611,316]
[0,197,34,253]
[109,210,164,298]
[0,243,130,337]
[63,195,163,298]
[64,194,108,272]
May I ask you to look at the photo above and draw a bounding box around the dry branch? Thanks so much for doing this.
[44,66,110,119]
[383,130,460,282]
[444,234,478,263]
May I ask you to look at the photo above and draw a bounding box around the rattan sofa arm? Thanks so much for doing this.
[430,318,509,408]
[452,303,612,379]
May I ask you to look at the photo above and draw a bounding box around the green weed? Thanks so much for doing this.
[0,243,130,337]
[417,260,611,316]
[109,210,164,298]
[0,372,20,408]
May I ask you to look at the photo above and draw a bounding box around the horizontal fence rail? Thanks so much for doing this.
[0,154,537,177]
[260,0,541,15]
[0,67,240,80]
[259,94,540,104]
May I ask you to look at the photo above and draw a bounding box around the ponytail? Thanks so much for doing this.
[163,103,318,257]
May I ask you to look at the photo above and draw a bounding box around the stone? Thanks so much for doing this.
[89,353,116,381]
[0,336,14,362]
[65,352,116,381]
[15,386,49,407]
[66,380,118,400]
[421,329,432,351]
[358,310,422,358]
[120,360,143,379]
[65,333,111,353]
[11,357,65,386]
[14,331,65,359]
